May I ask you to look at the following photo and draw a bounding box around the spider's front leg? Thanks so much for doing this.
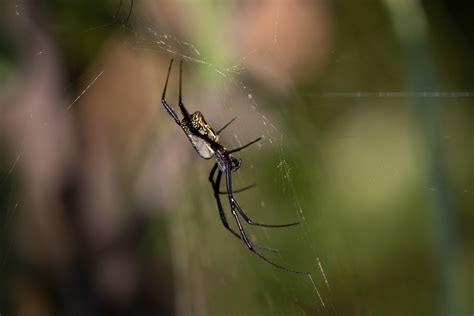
[160,59,193,125]
[161,59,181,124]
[177,60,190,118]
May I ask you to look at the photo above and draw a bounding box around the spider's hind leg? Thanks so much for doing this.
[209,163,279,253]
[223,161,299,228]
[223,163,307,274]
[235,204,300,228]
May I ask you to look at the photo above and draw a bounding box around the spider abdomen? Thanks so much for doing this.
[184,130,215,159]
[180,111,220,159]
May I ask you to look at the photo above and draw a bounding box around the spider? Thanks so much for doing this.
[160,59,307,275]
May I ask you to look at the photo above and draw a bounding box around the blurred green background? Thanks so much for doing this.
[1,0,473,315]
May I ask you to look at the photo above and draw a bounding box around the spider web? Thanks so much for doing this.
[0,1,328,315]
[94,1,330,314]
[94,1,472,315]
[2,0,473,315]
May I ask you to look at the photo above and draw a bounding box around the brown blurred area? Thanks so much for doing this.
[1,0,474,315]
[1,3,176,315]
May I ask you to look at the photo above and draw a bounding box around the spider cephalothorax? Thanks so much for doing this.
[160,59,306,275]
[229,156,241,172]
[189,111,217,139]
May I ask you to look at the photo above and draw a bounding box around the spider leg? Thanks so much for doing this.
[220,154,298,228]
[233,201,300,228]
[228,137,262,154]
[216,116,237,135]
[209,163,240,240]
[178,60,191,118]
[224,164,308,275]
[219,183,256,195]
[161,59,181,124]
[209,163,279,253]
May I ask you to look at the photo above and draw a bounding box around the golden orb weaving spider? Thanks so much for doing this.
[160,59,307,275]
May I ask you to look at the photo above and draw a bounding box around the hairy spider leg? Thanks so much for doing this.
[224,161,308,275]
[161,59,181,124]
[216,117,237,135]
[209,163,279,253]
